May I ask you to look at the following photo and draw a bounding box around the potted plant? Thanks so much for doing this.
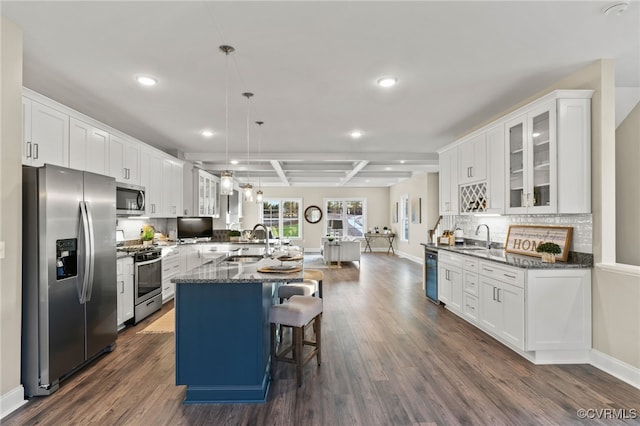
[140,224,155,245]
[383,226,389,234]
[536,242,561,263]
[228,230,242,242]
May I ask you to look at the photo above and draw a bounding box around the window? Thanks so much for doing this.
[324,198,366,238]
[261,199,302,239]
[400,194,409,242]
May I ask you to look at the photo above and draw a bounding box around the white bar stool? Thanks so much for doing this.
[269,295,323,387]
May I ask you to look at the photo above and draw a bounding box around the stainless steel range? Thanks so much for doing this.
[118,245,162,323]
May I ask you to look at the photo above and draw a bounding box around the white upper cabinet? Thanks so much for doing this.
[439,148,458,215]
[22,97,69,167]
[485,125,505,214]
[458,133,487,185]
[194,169,221,218]
[69,117,109,175]
[109,133,140,184]
[162,158,183,217]
[140,149,164,217]
[506,101,557,214]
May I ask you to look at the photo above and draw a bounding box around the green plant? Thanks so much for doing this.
[536,242,561,254]
[228,230,242,237]
[140,224,154,241]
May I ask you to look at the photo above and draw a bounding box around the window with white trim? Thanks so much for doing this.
[260,199,302,239]
[324,198,366,238]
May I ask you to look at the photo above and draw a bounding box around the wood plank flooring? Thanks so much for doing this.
[5,253,640,425]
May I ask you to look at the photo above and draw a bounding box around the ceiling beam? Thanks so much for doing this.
[184,151,438,162]
[270,160,290,186]
[341,160,369,186]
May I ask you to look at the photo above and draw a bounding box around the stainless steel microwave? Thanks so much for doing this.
[116,183,145,216]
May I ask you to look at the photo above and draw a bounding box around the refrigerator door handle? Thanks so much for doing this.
[84,201,96,302]
[79,201,92,303]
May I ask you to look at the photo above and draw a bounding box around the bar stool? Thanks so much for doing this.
[304,269,324,298]
[269,295,322,387]
[277,280,317,303]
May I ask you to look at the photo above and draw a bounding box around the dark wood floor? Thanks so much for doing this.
[5,253,640,425]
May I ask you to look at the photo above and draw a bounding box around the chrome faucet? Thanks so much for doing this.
[475,224,491,249]
[252,223,271,257]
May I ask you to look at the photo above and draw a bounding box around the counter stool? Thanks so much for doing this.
[304,269,324,298]
[269,295,323,387]
[277,280,317,303]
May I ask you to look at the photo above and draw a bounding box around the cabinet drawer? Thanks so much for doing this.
[463,271,478,296]
[462,257,478,273]
[479,261,524,288]
[463,293,479,322]
[438,251,463,267]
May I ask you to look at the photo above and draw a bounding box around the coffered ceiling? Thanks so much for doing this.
[2,1,638,187]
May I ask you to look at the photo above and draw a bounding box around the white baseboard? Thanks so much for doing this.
[396,251,422,264]
[591,349,640,389]
[0,385,27,420]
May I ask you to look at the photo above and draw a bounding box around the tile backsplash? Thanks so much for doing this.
[442,214,592,253]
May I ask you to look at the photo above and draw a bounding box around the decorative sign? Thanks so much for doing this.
[505,225,573,262]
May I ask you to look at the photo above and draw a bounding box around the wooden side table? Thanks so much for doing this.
[363,233,396,254]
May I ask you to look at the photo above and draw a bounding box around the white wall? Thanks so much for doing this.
[389,173,439,261]
[615,101,640,266]
[0,16,27,418]
[241,186,389,252]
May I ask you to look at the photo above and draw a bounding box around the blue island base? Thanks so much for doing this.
[183,373,271,404]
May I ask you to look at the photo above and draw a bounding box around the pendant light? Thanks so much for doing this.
[219,45,234,196]
[255,121,264,204]
[241,92,254,202]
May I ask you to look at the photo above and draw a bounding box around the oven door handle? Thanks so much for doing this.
[135,257,162,267]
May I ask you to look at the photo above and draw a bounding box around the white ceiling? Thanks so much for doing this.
[2,1,639,187]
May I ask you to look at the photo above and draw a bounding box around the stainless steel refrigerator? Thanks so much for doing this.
[22,164,117,396]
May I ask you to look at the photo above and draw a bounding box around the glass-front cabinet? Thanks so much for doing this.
[505,101,556,214]
[195,169,220,217]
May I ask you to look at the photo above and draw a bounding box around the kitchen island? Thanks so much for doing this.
[171,255,304,403]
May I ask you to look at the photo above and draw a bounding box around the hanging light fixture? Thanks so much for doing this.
[255,121,264,203]
[241,92,254,202]
[219,45,235,196]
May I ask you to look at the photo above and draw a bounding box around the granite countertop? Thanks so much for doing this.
[420,242,592,269]
[172,255,305,284]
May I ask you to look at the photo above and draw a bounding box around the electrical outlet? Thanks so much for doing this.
[0,241,5,259]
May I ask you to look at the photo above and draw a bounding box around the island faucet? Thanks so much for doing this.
[252,223,271,257]
[475,224,491,249]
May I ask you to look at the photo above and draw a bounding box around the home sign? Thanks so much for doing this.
[505,225,573,262]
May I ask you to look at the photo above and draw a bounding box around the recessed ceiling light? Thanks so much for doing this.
[350,130,363,139]
[377,77,397,88]
[230,160,239,165]
[201,130,214,138]
[385,167,392,171]
[400,160,406,164]
[136,75,158,86]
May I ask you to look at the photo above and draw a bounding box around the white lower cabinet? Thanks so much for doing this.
[161,247,180,303]
[438,250,591,364]
[478,275,525,350]
[116,257,134,329]
[437,252,462,313]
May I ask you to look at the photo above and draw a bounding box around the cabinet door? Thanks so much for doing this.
[505,115,528,214]
[439,149,458,215]
[162,159,183,217]
[437,266,452,305]
[69,118,108,175]
[22,97,33,164]
[25,99,69,167]
[526,102,556,214]
[485,125,505,214]
[458,133,487,184]
[109,134,140,183]
[479,278,501,334]
[438,263,461,312]
[498,282,524,350]
[122,259,134,322]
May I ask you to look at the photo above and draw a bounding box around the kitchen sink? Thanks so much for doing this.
[224,255,264,264]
